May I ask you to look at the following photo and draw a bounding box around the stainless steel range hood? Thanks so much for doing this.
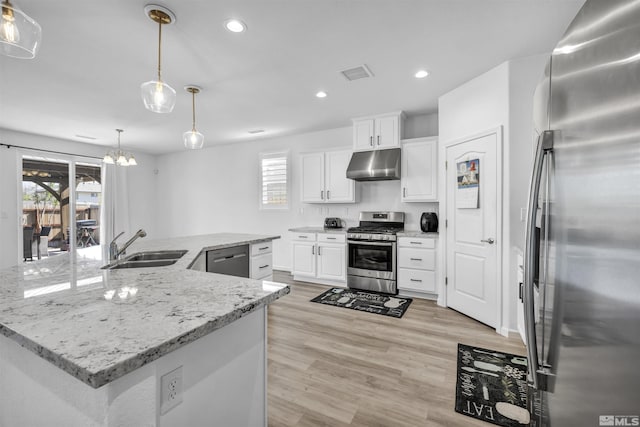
[346,148,401,181]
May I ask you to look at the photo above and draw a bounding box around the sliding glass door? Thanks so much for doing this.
[21,155,102,261]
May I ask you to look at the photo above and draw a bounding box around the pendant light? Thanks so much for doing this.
[0,0,41,59]
[183,86,204,149]
[103,129,137,166]
[140,5,176,113]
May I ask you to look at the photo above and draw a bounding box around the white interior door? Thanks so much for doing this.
[445,131,500,328]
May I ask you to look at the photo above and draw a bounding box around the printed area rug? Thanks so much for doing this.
[455,343,530,427]
[310,287,412,318]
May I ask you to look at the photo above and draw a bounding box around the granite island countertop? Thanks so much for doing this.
[0,233,289,388]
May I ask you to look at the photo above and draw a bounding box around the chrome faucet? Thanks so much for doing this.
[109,229,147,261]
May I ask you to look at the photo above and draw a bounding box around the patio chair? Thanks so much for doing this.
[39,226,51,257]
[23,227,34,261]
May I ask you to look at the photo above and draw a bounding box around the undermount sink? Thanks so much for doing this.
[103,259,179,269]
[101,250,188,269]
[124,250,188,261]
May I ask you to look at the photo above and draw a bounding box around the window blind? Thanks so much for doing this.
[260,153,288,208]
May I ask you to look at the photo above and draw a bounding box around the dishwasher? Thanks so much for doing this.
[206,245,249,278]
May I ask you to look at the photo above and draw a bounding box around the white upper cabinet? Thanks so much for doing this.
[324,150,354,202]
[301,152,324,203]
[352,111,404,151]
[353,119,375,151]
[301,149,355,203]
[401,137,438,202]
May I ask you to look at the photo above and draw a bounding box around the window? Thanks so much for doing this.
[259,151,289,209]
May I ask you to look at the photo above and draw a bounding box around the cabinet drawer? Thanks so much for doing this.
[251,253,273,279]
[251,241,273,256]
[398,268,436,293]
[398,248,435,270]
[317,233,345,243]
[398,237,435,249]
[291,232,316,241]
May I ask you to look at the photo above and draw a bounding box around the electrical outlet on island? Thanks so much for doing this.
[160,366,183,414]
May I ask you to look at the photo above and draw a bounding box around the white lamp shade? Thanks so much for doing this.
[0,3,41,59]
[183,130,204,149]
[140,79,176,113]
[103,153,115,164]
[128,155,137,166]
[116,154,128,166]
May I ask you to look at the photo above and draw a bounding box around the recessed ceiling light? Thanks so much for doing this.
[415,70,429,79]
[225,19,246,33]
[316,91,327,98]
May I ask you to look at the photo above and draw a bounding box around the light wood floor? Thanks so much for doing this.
[267,271,525,427]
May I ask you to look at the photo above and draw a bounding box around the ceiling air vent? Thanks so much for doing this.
[340,64,374,81]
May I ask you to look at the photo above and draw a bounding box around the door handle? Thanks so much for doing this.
[481,238,495,244]
[524,130,555,391]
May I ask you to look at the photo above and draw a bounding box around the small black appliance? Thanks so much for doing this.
[324,217,342,229]
[420,212,438,232]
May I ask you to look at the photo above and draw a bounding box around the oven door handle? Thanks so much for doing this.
[347,240,394,247]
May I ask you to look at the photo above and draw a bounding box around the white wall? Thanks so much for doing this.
[155,113,439,270]
[0,128,158,268]
[438,54,547,334]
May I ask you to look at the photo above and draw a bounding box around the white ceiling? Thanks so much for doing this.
[0,0,585,155]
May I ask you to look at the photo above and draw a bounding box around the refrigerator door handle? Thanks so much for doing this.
[524,130,554,390]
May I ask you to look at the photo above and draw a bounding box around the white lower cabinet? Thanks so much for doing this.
[250,242,273,280]
[291,232,346,285]
[397,236,437,295]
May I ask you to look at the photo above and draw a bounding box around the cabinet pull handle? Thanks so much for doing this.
[327,190,330,199]
[259,265,269,269]
[299,236,308,239]
[327,237,336,240]
[403,187,406,197]
[377,135,380,145]
[259,246,269,250]
[370,136,373,146]
[410,258,423,261]
[410,279,423,282]
[312,245,315,255]
[318,246,321,256]
[321,190,324,200]
[410,241,422,245]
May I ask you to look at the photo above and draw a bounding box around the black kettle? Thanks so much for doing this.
[420,212,438,233]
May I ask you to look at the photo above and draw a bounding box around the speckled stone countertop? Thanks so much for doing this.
[289,227,346,234]
[397,230,439,238]
[0,233,289,389]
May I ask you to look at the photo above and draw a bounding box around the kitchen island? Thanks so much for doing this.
[0,233,288,427]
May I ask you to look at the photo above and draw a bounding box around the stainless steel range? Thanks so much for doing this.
[347,211,404,294]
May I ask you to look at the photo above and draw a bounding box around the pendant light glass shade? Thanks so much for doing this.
[183,130,204,149]
[183,86,204,149]
[0,0,41,59]
[141,6,176,113]
[141,79,176,113]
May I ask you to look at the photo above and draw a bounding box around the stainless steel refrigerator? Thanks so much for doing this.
[524,0,640,426]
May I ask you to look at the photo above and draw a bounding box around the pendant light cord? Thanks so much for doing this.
[157,20,163,81]
[192,91,197,131]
